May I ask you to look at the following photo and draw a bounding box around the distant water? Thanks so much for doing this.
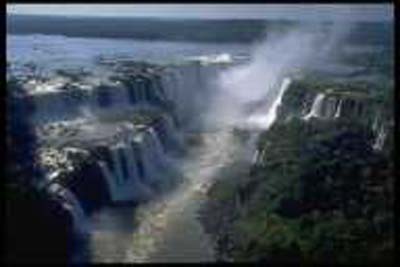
[7,34,250,71]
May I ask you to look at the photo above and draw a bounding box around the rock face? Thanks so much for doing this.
[37,110,182,215]
[25,59,229,240]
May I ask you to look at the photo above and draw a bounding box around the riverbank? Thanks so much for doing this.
[198,118,394,264]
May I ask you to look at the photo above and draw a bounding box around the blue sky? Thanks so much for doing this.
[7,4,393,21]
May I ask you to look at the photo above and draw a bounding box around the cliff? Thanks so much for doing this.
[200,75,394,264]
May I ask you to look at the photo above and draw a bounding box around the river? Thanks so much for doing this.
[85,128,249,263]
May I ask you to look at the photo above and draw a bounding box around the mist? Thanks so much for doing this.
[202,22,353,130]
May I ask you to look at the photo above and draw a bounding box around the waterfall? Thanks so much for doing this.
[334,99,343,119]
[122,144,140,185]
[300,99,309,117]
[325,98,336,118]
[372,125,386,151]
[137,136,160,186]
[303,93,326,120]
[251,150,259,165]
[118,83,132,107]
[160,72,174,102]
[162,114,183,147]
[136,79,144,103]
[160,70,179,103]
[265,77,292,129]
[98,161,119,201]
[372,115,379,133]
[246,77,292,130]
[48,183,90,235]
[111,147,125,186]
[257,148,267,166]
[146,77,156,104]
[172,67,194,121]
[98,148,153,203]
[88,87,98,111]
[127,84,136,105]
[96,133,158,203]
[146,127,167,168]
[153,114,180,149]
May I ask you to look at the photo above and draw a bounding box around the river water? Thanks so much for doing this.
[85,129,248,263]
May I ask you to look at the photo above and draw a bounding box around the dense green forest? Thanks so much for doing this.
[201,77,395,264]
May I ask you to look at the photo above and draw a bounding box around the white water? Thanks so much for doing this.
[304,93,326,120]
[334,99,343,119]
[252,147,268,166]
[246,77,292,130]
[97,142,155,203]
[372,125,386,151]
[123,64,298,264]
[251,149,260,165]
[123,71,291,261]
[188,53,233,65]
[120,29,327,262]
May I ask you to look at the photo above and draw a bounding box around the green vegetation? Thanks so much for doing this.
[207,118,394,264]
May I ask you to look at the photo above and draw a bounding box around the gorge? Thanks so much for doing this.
[6,18,394,264]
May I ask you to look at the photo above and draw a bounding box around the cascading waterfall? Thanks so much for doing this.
[264,77,292,129]
[246,77,292,129]
[370,114,386,151]
[146,128,168,168]
[160,70,176,103]
[251,149,260,165]
[162,114,184,147]
[152,114,183,149]
[372,124,386,151]
[334,99,343,119]
[137,135,160,186]
[372,115,380,132]
[301,100,310,117]
[98,160,119,201]
[111,147,125,186]
[170,66,204,124]
[97,143,153,202]
[303,93,326,120]
[126,142,153,195]
[48,183,90,235]
[152,76,167,104]
[244,78,292,165]
[252,147,268,166]
[325,98,337,118]
[119,83,133,107]
[121,144,140,185]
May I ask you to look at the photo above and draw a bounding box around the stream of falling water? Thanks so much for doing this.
[123,129,243,263]
[87,76,289,263]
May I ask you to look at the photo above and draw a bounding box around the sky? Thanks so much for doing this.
[7,4,393,22]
